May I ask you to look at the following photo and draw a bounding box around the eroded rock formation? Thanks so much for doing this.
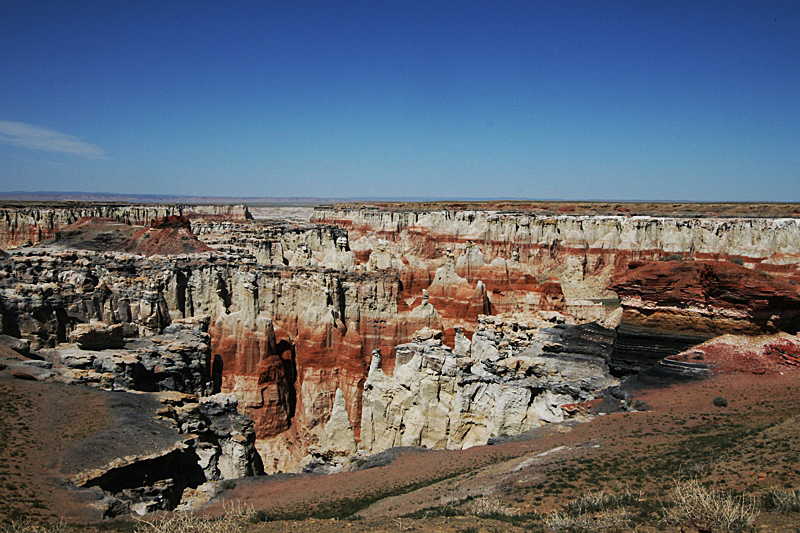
[609,260,800,373]
[73,391,262,517]
[360,315,617,456]
[0,204,250,249]
[3,203,800,489]
[314,209,800,314]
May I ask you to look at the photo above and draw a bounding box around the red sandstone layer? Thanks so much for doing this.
[610,260,800,335]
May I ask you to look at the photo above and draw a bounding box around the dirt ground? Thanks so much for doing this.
[0,374,112,523]
[0,370,187,525]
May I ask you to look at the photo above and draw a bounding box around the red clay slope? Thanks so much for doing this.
[116,216,213,256]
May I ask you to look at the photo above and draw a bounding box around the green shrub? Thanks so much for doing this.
[713,397,728,408]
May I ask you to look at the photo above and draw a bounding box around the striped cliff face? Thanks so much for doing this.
[3,204,800,477]
[0,204,250,249]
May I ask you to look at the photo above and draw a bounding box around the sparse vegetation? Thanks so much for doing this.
[664,479,759,531]
[762,486,800,513]
[463,495,520,518]
[545,508,631,532]
[133,503,256,533]
[543,488,663,532]
[0,519,66,533]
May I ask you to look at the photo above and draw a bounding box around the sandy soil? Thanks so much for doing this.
[0,374,112,523]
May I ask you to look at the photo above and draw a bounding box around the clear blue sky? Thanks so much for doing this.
[1,1,798,201]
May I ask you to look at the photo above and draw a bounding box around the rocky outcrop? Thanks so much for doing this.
[314,209,800,266]
[191,220,348,268]
[609,260,800,374]
[157,392,264,481]
[116,217,214,256]
[51,319,212,395]
[1,245,411,473]
[666,333,800,375]
[301,388,358,474]
[68,322,126,350]
[45,215,214,257]
[21,315,265,517]
[361,318,617,454]
[0,205,175,249]
[0,251,173,349]
[0,333,30,355]
[211,310,294,439]
[314,209,800,314]
[74,391,262,517]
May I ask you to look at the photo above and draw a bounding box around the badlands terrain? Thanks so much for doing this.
[1,201,800,532]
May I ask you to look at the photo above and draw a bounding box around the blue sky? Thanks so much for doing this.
[0,1,798,201]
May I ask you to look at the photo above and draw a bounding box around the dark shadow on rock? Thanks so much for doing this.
[212,354,223,394]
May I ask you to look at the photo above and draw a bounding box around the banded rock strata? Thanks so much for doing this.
[0,204,250,249]
[2,204,800,484]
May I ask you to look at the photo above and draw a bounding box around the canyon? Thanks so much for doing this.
[2,201,800,519]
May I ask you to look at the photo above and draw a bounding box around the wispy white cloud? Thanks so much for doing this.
[0,120,105,159]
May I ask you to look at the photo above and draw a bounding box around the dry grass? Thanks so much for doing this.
[544,490,640,532]
[545,509,631,532]
[560,489,641,516]
[0,519,66,533]
[763,487,800,513]
[665,479,759,531]
[133,502,257,533]
[544,483,766,532]
[463,495,520,517]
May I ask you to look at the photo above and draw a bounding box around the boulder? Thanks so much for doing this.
[69,323,126,350]
[0,334,30,356]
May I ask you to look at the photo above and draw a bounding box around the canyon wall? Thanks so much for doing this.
[3,205,800,478]
[0,246,419,473]
[314,208,800,288]
[0,204,250,249]
[609,259,800,373]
